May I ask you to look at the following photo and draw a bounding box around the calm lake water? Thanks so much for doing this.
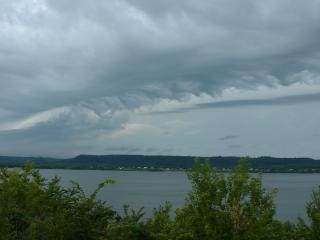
[40,169,320,221]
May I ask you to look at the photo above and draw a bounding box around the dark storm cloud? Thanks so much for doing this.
[1,0,320,114]
[1,0,320,156]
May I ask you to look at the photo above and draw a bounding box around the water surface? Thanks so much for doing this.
[40,169,320,221]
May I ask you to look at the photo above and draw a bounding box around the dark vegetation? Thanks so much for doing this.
[1,158,320,239]
[1,155,320,172]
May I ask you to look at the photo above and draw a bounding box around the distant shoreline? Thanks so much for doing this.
[2,154,320,173]
[6,166,320,174]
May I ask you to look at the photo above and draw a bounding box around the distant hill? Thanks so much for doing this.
[0,156,61,165]
[1,154,320,172]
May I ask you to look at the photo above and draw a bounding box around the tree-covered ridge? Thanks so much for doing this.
[1,155,320,172]
[0,159,320,239]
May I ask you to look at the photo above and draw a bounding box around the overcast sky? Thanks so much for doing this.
[1,0,320,158]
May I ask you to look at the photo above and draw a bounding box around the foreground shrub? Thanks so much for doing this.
[0,164,115,239]
[1,159,320,239]
[174,158,278,240]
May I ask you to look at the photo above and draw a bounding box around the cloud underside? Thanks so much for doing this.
[1,0,320,157]
[149,92,320,114]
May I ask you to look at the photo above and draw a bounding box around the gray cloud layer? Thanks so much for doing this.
[219,135,239,141]
[1,0,320,156]
[2,0,320,111]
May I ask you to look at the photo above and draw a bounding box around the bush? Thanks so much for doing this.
[0,159,320,239]
[0,164,115,239]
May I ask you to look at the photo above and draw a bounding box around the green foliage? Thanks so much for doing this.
[106,205,149,240]
[0,164,115,240]
[174,158,279,240]
[0,158,320,239]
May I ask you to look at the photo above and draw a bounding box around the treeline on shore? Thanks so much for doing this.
[0,158,320,239]
[1,154,320,172]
